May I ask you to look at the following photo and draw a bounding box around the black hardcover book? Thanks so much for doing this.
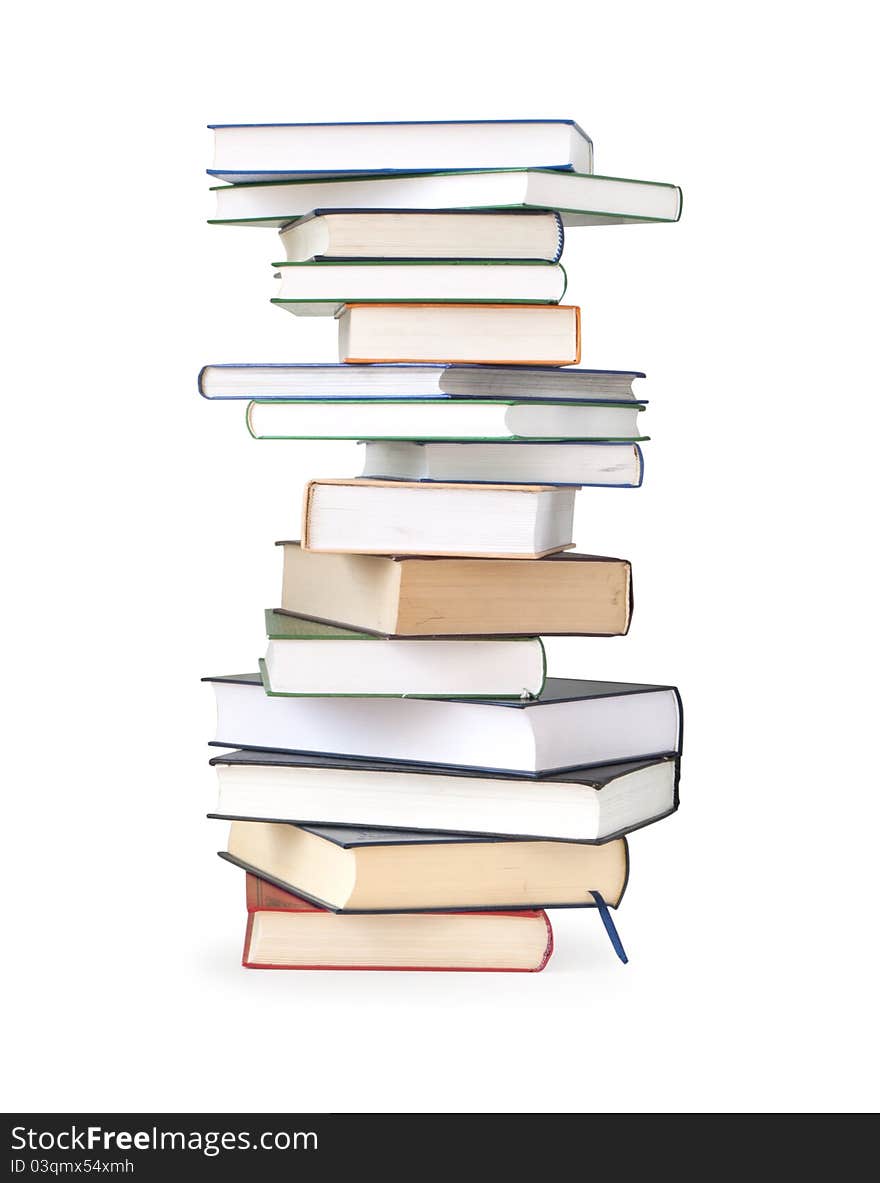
[217,822,631,912]
[209,750,679,843]
[203,672,682,776]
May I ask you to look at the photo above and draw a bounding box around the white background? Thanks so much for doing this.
[3,0,878,1113]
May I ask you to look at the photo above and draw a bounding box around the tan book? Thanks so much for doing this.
[277,542,632,636]
[337,302,581,365]
[301,479,576,559]
[225,823,629,911]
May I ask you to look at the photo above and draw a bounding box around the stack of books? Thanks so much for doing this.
[202,119,683,972]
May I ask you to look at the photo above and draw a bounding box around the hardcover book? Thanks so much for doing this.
[242,874,554,972]
[202,673,683,775]
[359,440,644,487]
[271,260,566,316]
[337,303,581,365]
[301,479,577,558]
[198,363,644,401]
[246,398,645,442]
[208,119,594,183]
[277,543,633,636]
[211,749,679,842]
[260,609,546,699]
[208,168,682,227]
[278,210,565,262]
[224,823,628,911]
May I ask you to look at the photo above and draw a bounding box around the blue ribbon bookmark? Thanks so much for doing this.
[590,891,628,964]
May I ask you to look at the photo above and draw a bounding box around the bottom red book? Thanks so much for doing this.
[244,874,553,973]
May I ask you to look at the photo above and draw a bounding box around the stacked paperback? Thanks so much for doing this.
[202,119,683,972]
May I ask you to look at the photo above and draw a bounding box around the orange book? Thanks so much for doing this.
[337,302,581,365]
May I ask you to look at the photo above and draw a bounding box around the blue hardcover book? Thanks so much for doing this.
[198,363,645,402]
[208,119,593,183]
[357,440,645,488]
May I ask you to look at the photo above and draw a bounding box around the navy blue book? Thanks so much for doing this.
[208,119,593,183]
[197,362,645,401]
[202,673,683,776]
[358,440,644,488]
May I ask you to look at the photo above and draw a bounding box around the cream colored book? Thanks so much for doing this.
[337,303,580,365]
[225,822,629,910]
[277,210,564,262]
[301,479,576,559]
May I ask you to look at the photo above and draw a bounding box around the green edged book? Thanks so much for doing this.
[209,168,682,228]
[246,399,647,442]
[260,611,546,700]
[270,259,566,316]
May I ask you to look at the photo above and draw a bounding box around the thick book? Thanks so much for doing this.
[208,119,594,183]
[271,260,566,316]
[360,440,644,487]
[337,303,580,365]
[301,479,576,558]
[225,823,628,911]
[278,210,565,262]
[208,168,682,227]
[277,543,633,636]
[261,609,546,699]
[202,673,683,775]
[242,875,554,972]
[198,363,644,402]
[247,399,645,442]
[211,750,679,842]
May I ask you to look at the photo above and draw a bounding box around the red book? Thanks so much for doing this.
[243,874,553,973]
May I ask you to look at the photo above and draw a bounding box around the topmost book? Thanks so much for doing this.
[207,119,594,183]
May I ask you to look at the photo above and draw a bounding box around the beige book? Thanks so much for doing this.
[278,542,632,636]
[227,822,628,911]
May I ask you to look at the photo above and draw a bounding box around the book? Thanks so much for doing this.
[337,303,580,365]
[247,399,645,442]
[225,823,628,910]
[242,875,554,972]
[198,363,644,401]
[202,673,683,775]
[271,260,567,316]
[208,119,593,183]
[301,479,576,558]
[277,544,633,636]
[208,168,682,227]
[278,210,565,262]
[360,441,644,487]
[211,750,678,842]
[261,610,546,699]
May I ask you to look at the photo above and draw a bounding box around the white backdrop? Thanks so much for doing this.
[3,0,877,1113]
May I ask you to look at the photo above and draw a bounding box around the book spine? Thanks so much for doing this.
[301,481,318,548]
[536,909,554,971]
[552,212,565,263]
